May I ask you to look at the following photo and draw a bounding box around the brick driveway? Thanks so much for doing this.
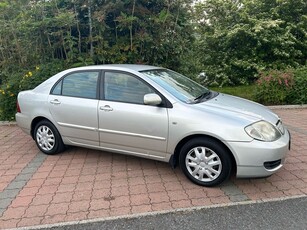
[0,107,306,229]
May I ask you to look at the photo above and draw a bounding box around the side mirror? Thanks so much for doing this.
[144,93,162,106]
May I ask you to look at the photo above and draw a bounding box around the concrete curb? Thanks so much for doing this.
[268,104,307,110]
[0,121,17,126]
[9,195,307,230]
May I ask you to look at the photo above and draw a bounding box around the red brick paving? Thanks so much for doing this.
[0,108,306,229]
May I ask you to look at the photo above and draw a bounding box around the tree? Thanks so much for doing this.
[0,0,195,71]
[194,0,307,86]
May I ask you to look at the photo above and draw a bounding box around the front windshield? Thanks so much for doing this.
[141,69,209,103]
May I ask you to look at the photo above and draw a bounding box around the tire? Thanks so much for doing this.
[179,137,232,187]
[34,120,65,155]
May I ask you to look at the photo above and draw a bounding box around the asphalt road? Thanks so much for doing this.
[25,196,307,230]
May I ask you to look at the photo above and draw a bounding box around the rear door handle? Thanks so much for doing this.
[50,99,61,105]
[100,105,113,112]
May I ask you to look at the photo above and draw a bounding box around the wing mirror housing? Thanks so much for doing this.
[144,93,162,106]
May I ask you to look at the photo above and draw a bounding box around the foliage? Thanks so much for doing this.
[0,61,66,120]
[286,66,307,104]
[0,80,17,121]
[0,0,195,120]
[254,69,294,105]
[194,0,307,86]
[0,0,194,73]
[213,67,307,106]
[210,85,255,101]
[254,68,307,105]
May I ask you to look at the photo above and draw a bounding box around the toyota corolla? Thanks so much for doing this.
[16,65,290,186]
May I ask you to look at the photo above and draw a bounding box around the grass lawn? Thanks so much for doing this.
[210,85,256,101]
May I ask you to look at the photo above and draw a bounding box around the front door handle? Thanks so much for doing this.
[50,99,61,105]
[100,105,113,112]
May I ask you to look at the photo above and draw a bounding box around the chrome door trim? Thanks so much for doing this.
[98,128,166,141]
[58,122,98,132]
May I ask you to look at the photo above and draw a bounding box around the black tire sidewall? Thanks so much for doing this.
[34,120,63,155]
[179,138,232,187]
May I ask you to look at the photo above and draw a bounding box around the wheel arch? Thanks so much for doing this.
[30,116,54,139]
[170,134,237,175]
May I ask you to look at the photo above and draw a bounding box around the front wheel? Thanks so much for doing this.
[179,138,232,187]
[34,120,64,155]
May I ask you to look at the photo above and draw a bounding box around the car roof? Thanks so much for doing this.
[103,64,163,71]
[33,64,166,93]
[71,64,164,72]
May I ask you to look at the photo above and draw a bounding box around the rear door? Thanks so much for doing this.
[48,71,100,146]
[98,71,169,159]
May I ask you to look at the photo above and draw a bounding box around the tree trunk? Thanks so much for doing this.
[88,0,93,58]
[74,0,81,54]
[130,0,136,51]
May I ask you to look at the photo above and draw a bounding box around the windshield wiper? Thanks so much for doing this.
[193,91,211,103]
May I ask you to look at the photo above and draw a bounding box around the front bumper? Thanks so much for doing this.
[227,129,290,178]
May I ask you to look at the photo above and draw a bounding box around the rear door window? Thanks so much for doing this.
[51,71,99,99]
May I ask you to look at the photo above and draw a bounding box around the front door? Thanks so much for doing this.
[98,71,169,159]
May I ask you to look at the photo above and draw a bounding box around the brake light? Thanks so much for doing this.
[17,100,21,113]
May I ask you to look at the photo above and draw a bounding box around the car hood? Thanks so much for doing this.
[196,93,279,125]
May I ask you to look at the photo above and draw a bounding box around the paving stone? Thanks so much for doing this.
[27,162,44,169]
[20,167,37,175]
[0,208,5,216]
[0,108,307,229]
[222,186,244,196]
[31,154,47,162]
[0,198,12,210]
[221,182,242,194]
[0,150,47,220]
[6,181,27,190]
[14,173,33,182]
[229,195,249,202]
[0,189,19,199]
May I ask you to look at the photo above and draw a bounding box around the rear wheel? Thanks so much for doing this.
[34,120,64,155]
[179,137,232,187]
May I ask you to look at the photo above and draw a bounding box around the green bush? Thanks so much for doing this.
[286,67,307,105]
[0,73,20,121]
[0,61,66,121]
[254,70,294,105]
[254,67,307,105]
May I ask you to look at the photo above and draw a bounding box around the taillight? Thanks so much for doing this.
[17,100,21,113]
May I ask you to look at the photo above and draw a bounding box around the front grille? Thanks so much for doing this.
[264,159,282,170]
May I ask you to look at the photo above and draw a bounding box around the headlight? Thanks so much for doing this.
[245,121,281,142]
[276,120,285,135]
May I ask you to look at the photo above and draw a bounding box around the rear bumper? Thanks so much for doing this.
[227,129,290,178]
[15,112,31,135]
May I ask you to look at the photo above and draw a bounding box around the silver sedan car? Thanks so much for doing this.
[16,64,290,186]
